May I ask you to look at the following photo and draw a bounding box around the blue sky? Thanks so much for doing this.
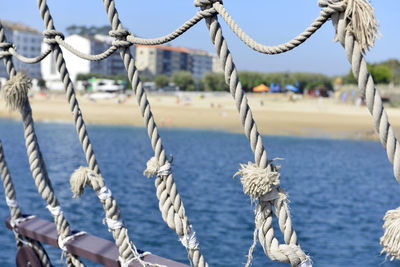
[1,0,399,76]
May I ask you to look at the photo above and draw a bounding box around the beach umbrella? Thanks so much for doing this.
[253,83,269,92]
[286,84,299,92]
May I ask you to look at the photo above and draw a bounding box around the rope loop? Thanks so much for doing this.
[194,0,222,8]
[57,231,86,252]
[42,29,64,45]
[109,29,132,48]
[42,29,64,46]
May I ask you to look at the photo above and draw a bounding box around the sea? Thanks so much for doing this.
[0,118,399,267]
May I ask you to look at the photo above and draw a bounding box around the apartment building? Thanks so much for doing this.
[135,45,217,79]
[41,34,135,90]
[0,20,42,79]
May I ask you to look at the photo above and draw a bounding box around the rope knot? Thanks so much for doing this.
[42,30,64,45]
[194,0,222,8]
[70,166,104,198]
[234,161,281,202]
[2,72,31,110]
[319,0,379,53]
[143,156,172,178]
[109,29,132,48]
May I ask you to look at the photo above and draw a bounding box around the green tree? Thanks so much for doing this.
[172,71,195,91]
[202,72,227,91]
[368,64,392,84]
[154,74,170,88]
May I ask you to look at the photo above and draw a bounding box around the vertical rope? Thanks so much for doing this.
[197,2,307,265]
[35,0,146,263]
[0,19,83,267]
[101,1,209,266]
[0,141,52,267]
[329,12,400,182]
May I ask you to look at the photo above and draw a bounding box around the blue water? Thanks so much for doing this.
[0,118,400,267]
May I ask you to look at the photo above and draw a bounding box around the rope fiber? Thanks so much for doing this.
[0,0,398,266]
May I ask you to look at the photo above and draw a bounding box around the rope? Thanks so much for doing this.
[197,1,308,265]
[1,0,398,266]
[101,1,209,266]
[70,166,157,267]
[0,20,83,267]
[213,1,345,55]
[0,141,52,267]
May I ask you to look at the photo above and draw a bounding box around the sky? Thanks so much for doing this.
[1,0,399,76]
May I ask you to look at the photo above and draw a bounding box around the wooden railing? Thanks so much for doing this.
[5,215,189,267]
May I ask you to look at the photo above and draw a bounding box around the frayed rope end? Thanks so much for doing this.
[70,166,89,198]
[343,0,380,53]
[234,161,281,201]
[2,72,31,110]
[143,156,160,178]
[380,207,400,261]
[70,167,104,198]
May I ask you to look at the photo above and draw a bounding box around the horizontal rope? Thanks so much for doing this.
[1,3,335,65]
[213,2,336,54]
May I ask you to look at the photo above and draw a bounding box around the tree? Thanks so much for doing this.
[172,71,195,91]
[368,64,392,84]
[154,74,170,88]
[202,72,227,91]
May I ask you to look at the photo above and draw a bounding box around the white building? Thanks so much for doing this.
[41,34,135,90]
[0,20,42,79]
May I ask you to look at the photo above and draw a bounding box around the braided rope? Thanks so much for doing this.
[37,0,101,175]
[327,9,400,182]
[55,37,119,61]
[200,3,307,265]
[0,141,52,267]
[1,2,338,64]
[213,1,345,54]
[70,167,150,265]
[0,20,83,267]
[36,0,145,262]
[101,1,209,266]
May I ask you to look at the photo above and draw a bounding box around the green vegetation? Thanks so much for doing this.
[342,59,400,85]
[202,72,228,91]
[76,58,400,92]
[172,71,195,91]
[154,74,170,88]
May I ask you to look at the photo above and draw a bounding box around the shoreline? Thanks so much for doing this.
[1,92,400,140]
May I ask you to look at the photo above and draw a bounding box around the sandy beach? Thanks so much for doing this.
[1,91,400,140]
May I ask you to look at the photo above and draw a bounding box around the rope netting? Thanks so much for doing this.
[0,0,398,266]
